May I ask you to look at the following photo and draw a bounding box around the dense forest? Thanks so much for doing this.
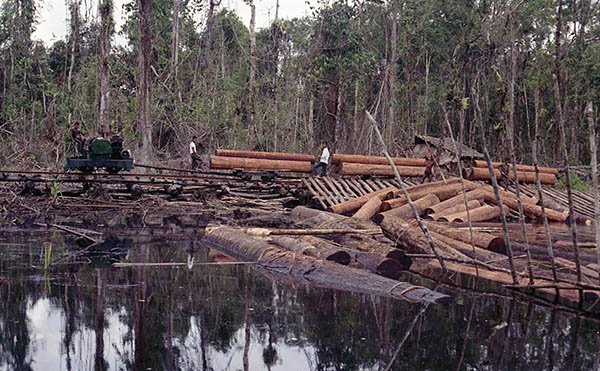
[0,0,598,169]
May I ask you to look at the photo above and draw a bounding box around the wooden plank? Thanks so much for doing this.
[347,178,367,196]
[310,178,337,206]
[338,179,359,198]
[358,179,376,193]
[325,177,351,201]
[322,176,345,202]
[302,178,327,209]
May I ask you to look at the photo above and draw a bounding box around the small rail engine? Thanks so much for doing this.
[66,136,134,174]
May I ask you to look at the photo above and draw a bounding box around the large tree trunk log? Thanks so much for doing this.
[426,200,481,221]
[482,191,568,222]
[216,149,315,162]
[469,167,556,185]
[352,196,382,220]
[271,235,351,265]
[210,156,312,173]
[464,180,538,204]
[403,178,461,194]
[339,163,425,177]
[381,181,480,211]
[332,154,425,166]
[203,225,452,304]
[373,194,440,224]
[327,186,397,214]
[424,189,486,215]
[423,222,506,253]
[439,204,510,223]
[472,160,558,175]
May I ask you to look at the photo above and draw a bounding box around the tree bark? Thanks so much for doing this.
[98,0,113,136]
[247,1,257,149]
[137,0,153,163]
[171,0,180,75]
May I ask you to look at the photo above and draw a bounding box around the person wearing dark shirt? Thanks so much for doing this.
[499,158,511,191]
[421,155,435,183]
[69,122,84,155]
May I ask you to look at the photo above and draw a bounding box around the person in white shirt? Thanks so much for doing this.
[313,141,330,177]
[190,136,202,170]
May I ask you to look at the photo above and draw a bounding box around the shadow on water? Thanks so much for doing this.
[1,230,600,370]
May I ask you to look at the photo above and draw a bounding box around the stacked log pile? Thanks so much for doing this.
[316,177,598,303]
[468,160,558,185]
[210,149,315,173]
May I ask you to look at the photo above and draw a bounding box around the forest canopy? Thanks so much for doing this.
[0,0,598,168]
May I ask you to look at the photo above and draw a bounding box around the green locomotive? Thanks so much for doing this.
[66,136,133,174]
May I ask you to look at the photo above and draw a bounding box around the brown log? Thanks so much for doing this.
[339,163,425,177]
[424,189,486,215]
[301,235,412,272]
[423,222,506,253]
[403,178,461,193]
[426,200,481,221]
[332,154,425,166]
[242,227,381,236]
[270,236,321,258]
[469,167,556,185]
[439,204,510,223]
[464,180,538,204]
[216,149,315,162]
[327,186,397,214]
[291,206,408,262]
[203,225,452,304]
[473,160,558,175]
[373,194,440,224]
[210,155,312,173]
[427,230,508,264]
[352,196,383,220]
[482,191,568,223]
[381,181,481,211]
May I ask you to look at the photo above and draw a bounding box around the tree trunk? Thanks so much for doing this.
[98,0,113,136]
[588,101,600,285]
[171,0,180,76]
[272,0,280,151]
[67,0,80,93]
[247,1,257,149]
[137,0,153,163]
[387,4,398,142]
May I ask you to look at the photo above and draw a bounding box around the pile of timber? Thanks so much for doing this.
[210,149,315,173]
[202,224,452,304]
[333,154,426,177]
[468,160,558,185]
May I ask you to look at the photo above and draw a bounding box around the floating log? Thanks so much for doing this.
[472,160,559,175]
[482,191,568,223]
[210,155,312,173]
[291,206,406,262]
[439,204,510,223]
[332,154,426,167]
[352,196,383,220]
[203,225,452,304]
[216,149,315,162]
[339,163,425,177]
[469,167,556,185]
[427,230,508,264]
[271,236,351,265]
[426,200,481,221]
[301,235,412,271]
[424,189,486,215]
[423,222,506,253]
[373,194,440,224]
[327,186,397,214]
[380,193,427,211]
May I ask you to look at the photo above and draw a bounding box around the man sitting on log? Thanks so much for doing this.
[190,135,202,170]
[421,155,435,183]
[313,141,330,177]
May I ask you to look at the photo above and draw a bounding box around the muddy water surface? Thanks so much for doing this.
[1,230,599,371]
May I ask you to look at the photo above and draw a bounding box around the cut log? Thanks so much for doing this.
[339,163,425,177]
[463,180,538,204]
[327,186,397,214]
[438,204,510,223]
[203,225,453,304]
[403,178,461,193]
[469,167,556,185]
[352,196,382,220]
[210,155,312,173]
[423,222,506,253]
[426,200,481,221]
[270,235,321,258]
[332,154,426,167]
[424,189,486,215]
[482,191,568,223]
[373,194,440,224]
[216,149,315,162]
[380,181,480,211]
[427,230,508,264]
[472,160,559,175]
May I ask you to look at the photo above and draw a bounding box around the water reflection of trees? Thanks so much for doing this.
[1,235,600,370]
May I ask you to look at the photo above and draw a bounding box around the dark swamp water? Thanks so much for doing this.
[2,229,600,371]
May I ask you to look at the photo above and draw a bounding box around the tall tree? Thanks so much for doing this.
[98,0,113,136]
[137,0,153,162]
[246,0,257,149]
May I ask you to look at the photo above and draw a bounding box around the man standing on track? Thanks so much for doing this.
[190,136,202,170]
